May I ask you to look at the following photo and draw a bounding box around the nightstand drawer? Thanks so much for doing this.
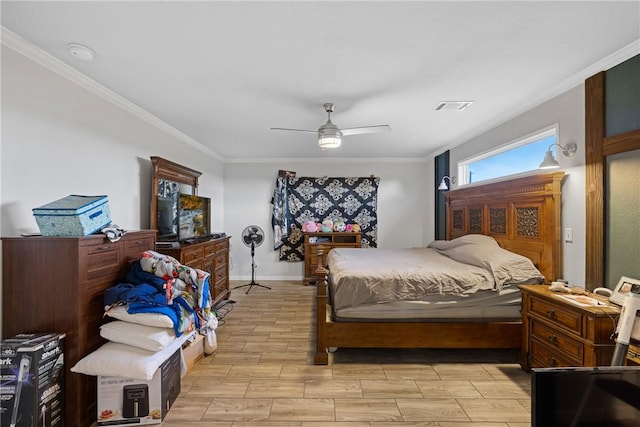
[531,320,584,361]
[530,338,580,367]
[529,296,582,335]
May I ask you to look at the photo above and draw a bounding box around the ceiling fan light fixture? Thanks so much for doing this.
[318,128,342,148]
[271,102,388,149]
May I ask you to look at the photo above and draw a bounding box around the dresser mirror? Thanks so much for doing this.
[150,156,202,240]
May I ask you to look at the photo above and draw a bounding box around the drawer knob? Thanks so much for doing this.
[549,357,557,366]
[546,309,556,318]
[548,334,559,345]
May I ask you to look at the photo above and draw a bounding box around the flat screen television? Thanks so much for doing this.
[177,193,211,243]
[532,366,640,427]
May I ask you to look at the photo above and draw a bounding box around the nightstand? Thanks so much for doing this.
[303,232,361,284]
[519,284,620,371]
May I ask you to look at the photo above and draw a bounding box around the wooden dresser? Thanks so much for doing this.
[1,230,156,427]
[519,284,620,371]
[156,235,230,307]
[303,232,361,284]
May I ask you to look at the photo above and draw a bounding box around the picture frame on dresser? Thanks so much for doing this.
[609,276,640,306]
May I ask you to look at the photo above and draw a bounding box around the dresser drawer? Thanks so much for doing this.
[124,234,155,260]
[182,246,204,264]
[203,242,216,257]
[530,320,584,361]
[213,253,227,268]
[213,266,226,284]
[214,278,227,296]
[529,296,582,335]
[81,242,122,282]
[213,239,229,252]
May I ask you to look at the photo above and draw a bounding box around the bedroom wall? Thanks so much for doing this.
[443,85,586,286]
[0,45,225,335]
[1,48,226,236]
[223,160,430,281]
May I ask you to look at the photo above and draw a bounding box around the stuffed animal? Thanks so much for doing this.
[321,218,333,232]
[351,223,361,233]
[333,219,346,232]
[345,224,353,232]
[302,221,319,232]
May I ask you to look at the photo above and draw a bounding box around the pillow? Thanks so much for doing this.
[428,234,499,250]
[105,305,174,329]
[71,339,182,380]
[429,236,544,290]
[100,321,176,352]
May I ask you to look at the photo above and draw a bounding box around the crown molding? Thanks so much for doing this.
[1,26,225,162]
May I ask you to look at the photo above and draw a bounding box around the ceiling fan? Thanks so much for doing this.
[271,103,391,149]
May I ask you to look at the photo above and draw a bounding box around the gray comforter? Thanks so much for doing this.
[327,247,496,310]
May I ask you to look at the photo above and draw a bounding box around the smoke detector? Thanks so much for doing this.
[434,101,474,111]
[67,43,95,61]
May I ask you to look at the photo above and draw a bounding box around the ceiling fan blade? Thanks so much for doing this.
[340,125,391,136]
[270,127,317,134]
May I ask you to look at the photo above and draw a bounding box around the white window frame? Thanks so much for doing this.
[457,124,558,186]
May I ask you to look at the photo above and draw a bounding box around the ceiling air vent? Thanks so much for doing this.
[434,101,474,111]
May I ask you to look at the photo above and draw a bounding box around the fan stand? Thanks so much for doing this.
[233,241,271,294]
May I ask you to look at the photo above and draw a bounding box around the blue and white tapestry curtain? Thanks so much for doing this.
[271,173,379,261]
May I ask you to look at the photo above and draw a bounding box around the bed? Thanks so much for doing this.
[314,172,565,364]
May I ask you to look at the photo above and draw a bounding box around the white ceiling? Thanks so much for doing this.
[2,1,639,161]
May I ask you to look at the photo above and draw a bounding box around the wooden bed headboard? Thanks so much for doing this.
[445,172,565,282]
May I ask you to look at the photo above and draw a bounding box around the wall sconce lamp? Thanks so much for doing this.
[438,175,456,191]
[539,141,577,169]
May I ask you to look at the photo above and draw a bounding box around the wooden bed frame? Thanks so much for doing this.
[314,172,565,364]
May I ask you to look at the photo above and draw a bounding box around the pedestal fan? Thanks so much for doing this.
[234,225,271,294]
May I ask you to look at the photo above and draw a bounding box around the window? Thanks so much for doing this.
[458,125,557,185]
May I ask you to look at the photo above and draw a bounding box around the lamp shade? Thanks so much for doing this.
[438,176,455,190]
[539,149,560,169]
[318,127,342,148]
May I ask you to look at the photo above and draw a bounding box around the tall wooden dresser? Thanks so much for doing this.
[303,232,361,284]
[156,235,231,307]
[519,284,620,371]
[1,230,156,427]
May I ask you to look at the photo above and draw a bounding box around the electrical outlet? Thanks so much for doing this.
[564,228,573,243]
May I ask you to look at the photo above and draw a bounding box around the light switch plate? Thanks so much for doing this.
[564,228,573,242]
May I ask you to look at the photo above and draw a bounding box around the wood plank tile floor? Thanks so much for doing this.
[163,281,532,426]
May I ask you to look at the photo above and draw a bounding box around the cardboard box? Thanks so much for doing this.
[627,342,640,365]
[33,195,111,236]
[0,333,66,427]
[96,348,180,426]
[182,334,204,372]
